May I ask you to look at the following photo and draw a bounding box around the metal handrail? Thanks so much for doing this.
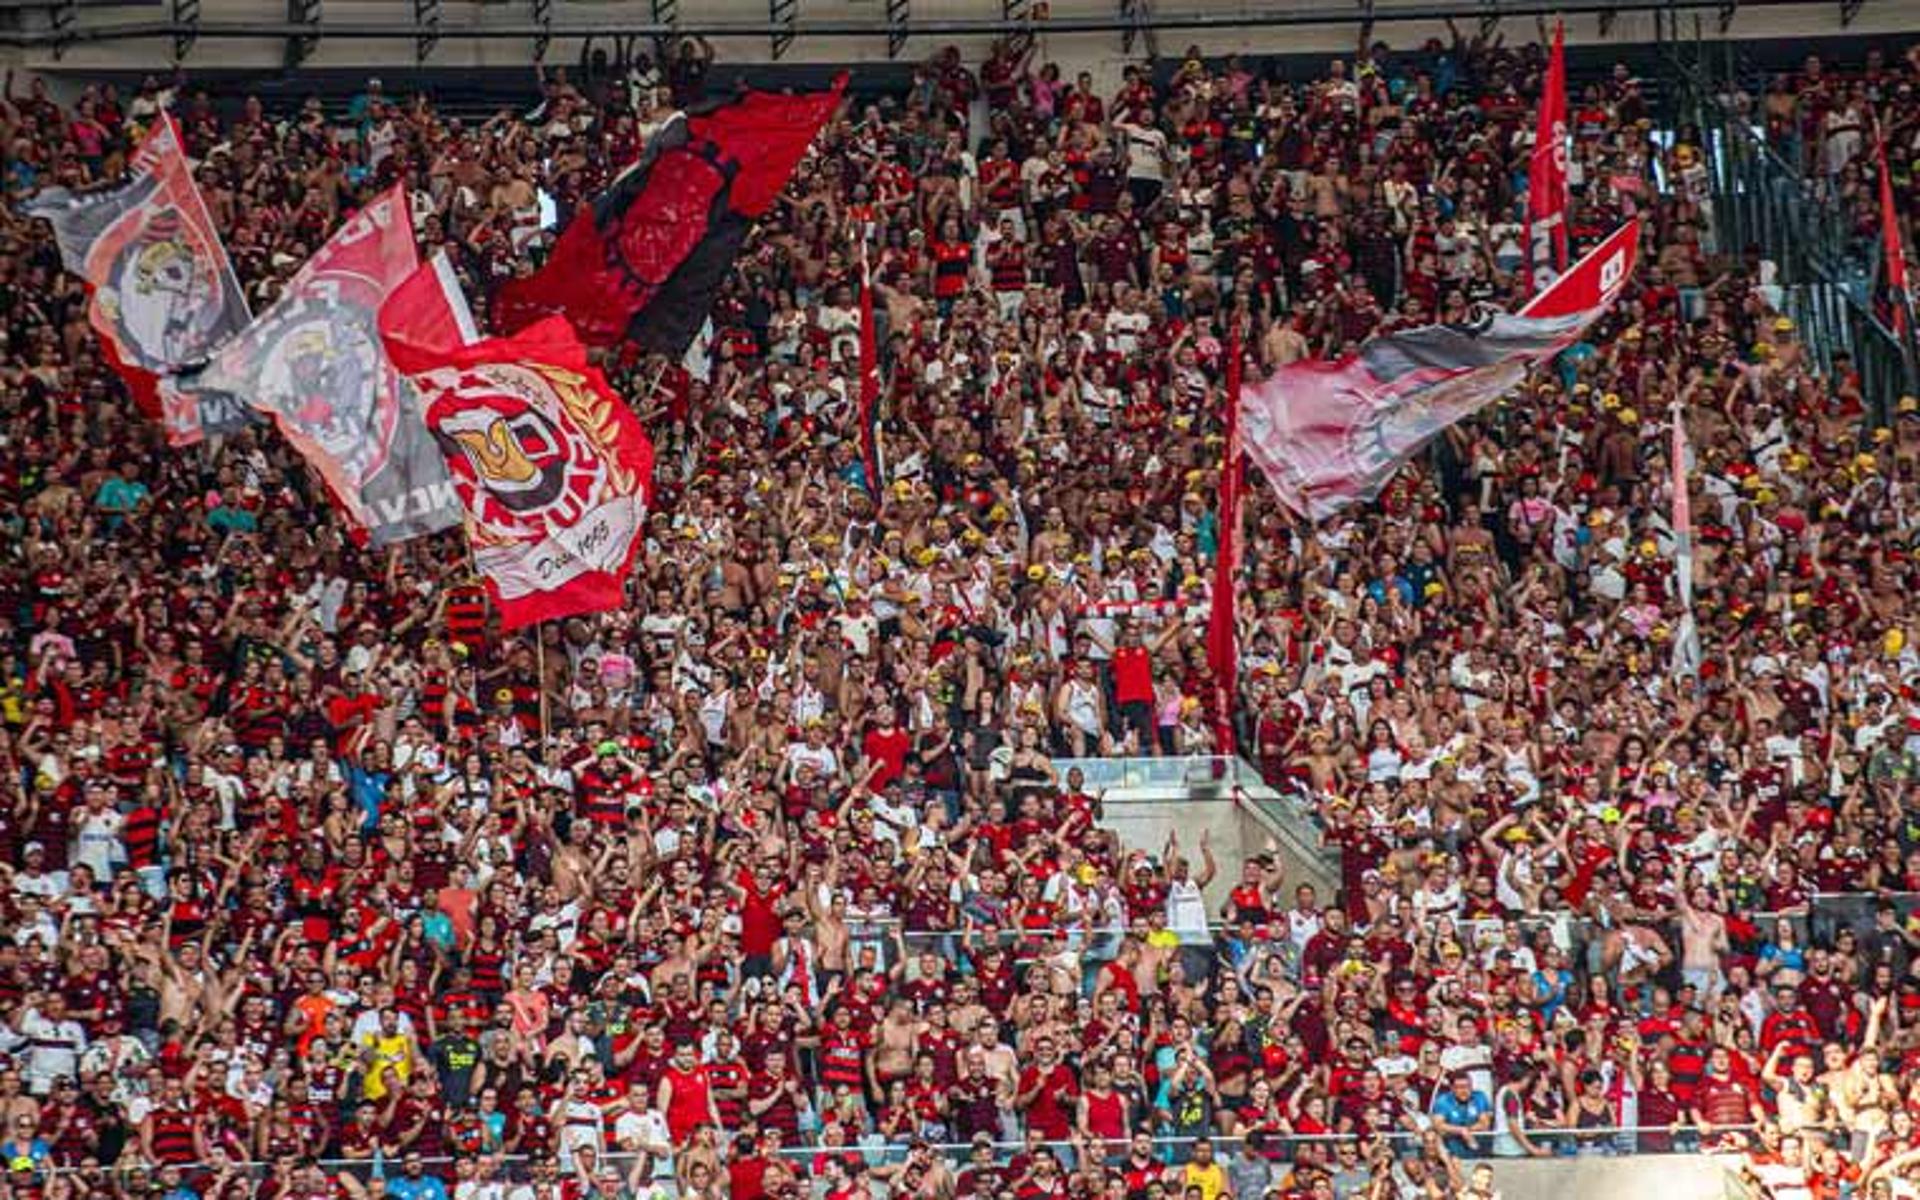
[1660,34,1915,415]
[30,1124,1762,1182]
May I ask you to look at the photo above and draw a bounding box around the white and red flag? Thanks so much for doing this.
[1527,20,1570,292]
[1241,220,1640,522]
[380,257,656,630]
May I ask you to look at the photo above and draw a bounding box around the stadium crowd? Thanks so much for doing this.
[0,22,1917,1200]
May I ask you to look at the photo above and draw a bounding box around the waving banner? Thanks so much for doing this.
[24,116,251,426]
[170,185,464,545]
[1526,22,1570,292]
[1243,220,1639,522]
[382,263,655,629]
[492,78,845,355]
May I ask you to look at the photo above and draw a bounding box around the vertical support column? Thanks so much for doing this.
[415,0,441,62]
[172,0,200,61]
[651,0,680,71]
[886,0,908,59]
[50,0,77,60]
[771,0,798,61]
[533,0,553,63]
[285,0,321,70]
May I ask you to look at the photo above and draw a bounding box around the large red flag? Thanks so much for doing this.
[1205,326,1244,754]
[24,115,251,426]
[1878,129,1912,337]
[166,185,464,545]
[382,266,656,630]
[857,234,882,495]
[1527,22,1569,292]
[1243,221,1639,521]
[493,79,845,354]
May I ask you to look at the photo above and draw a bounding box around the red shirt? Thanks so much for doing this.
[1018,1061,1078,1138]
[1112,645,1154,705]
[661,1064,714,1140]
[862,726,912,789]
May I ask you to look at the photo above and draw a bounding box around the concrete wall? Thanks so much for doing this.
[1483,1153,1741,1200]
[1098,792,1339,914]
[13,0,1920,82]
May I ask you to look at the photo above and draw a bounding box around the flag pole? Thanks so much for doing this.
[857,229,884,497]
[536,621,551,743]
[1205,316,1244,756]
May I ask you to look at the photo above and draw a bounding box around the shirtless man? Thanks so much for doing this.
[867,997,924,1098]
[713,549,756,616]
[969,1022,1021,1105]
[803,871,852,979]
[1678,883,1731,999]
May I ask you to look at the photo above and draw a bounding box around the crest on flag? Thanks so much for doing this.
[90,207,231,368]
[385,249,656,631]
[248,303,399,487]
[427,360,640,539]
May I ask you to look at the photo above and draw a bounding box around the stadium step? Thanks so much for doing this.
[1662,40,1912,414]
[1055,755,1342,912]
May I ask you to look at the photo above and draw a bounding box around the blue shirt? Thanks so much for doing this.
[207,504,258,534]
[0,1138,47,1173]
[346,764,393,826]
[95,477,149,513]
[1430,1089,1493,1155]
[388,1176,449,1200]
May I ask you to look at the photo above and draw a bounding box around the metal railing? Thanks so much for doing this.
[1049,754,1265,792]
[1049,753,1342,899]
[1661,33,1916,417]
[39,1124,1764,1186]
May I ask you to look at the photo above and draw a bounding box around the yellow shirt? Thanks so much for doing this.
[1182,1161,1227,1200]
[363,1032,412,1100]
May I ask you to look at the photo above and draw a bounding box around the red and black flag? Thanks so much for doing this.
[493,78,846,354]
[1877,127,1914,337]
[24,116,251,428]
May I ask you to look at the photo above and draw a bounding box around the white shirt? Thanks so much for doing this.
[72,809,125,880]
[1120,124,1169,182]
[1165,879,1210,945]
[17,1009,86,1094]
[613,1106,671,1152]
[555,1098,605,1167]
[11,869,67,902]
[1104,308,1151,356]
[785,742,839,779]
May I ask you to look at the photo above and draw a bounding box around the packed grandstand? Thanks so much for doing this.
[0,18,1916,1200]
